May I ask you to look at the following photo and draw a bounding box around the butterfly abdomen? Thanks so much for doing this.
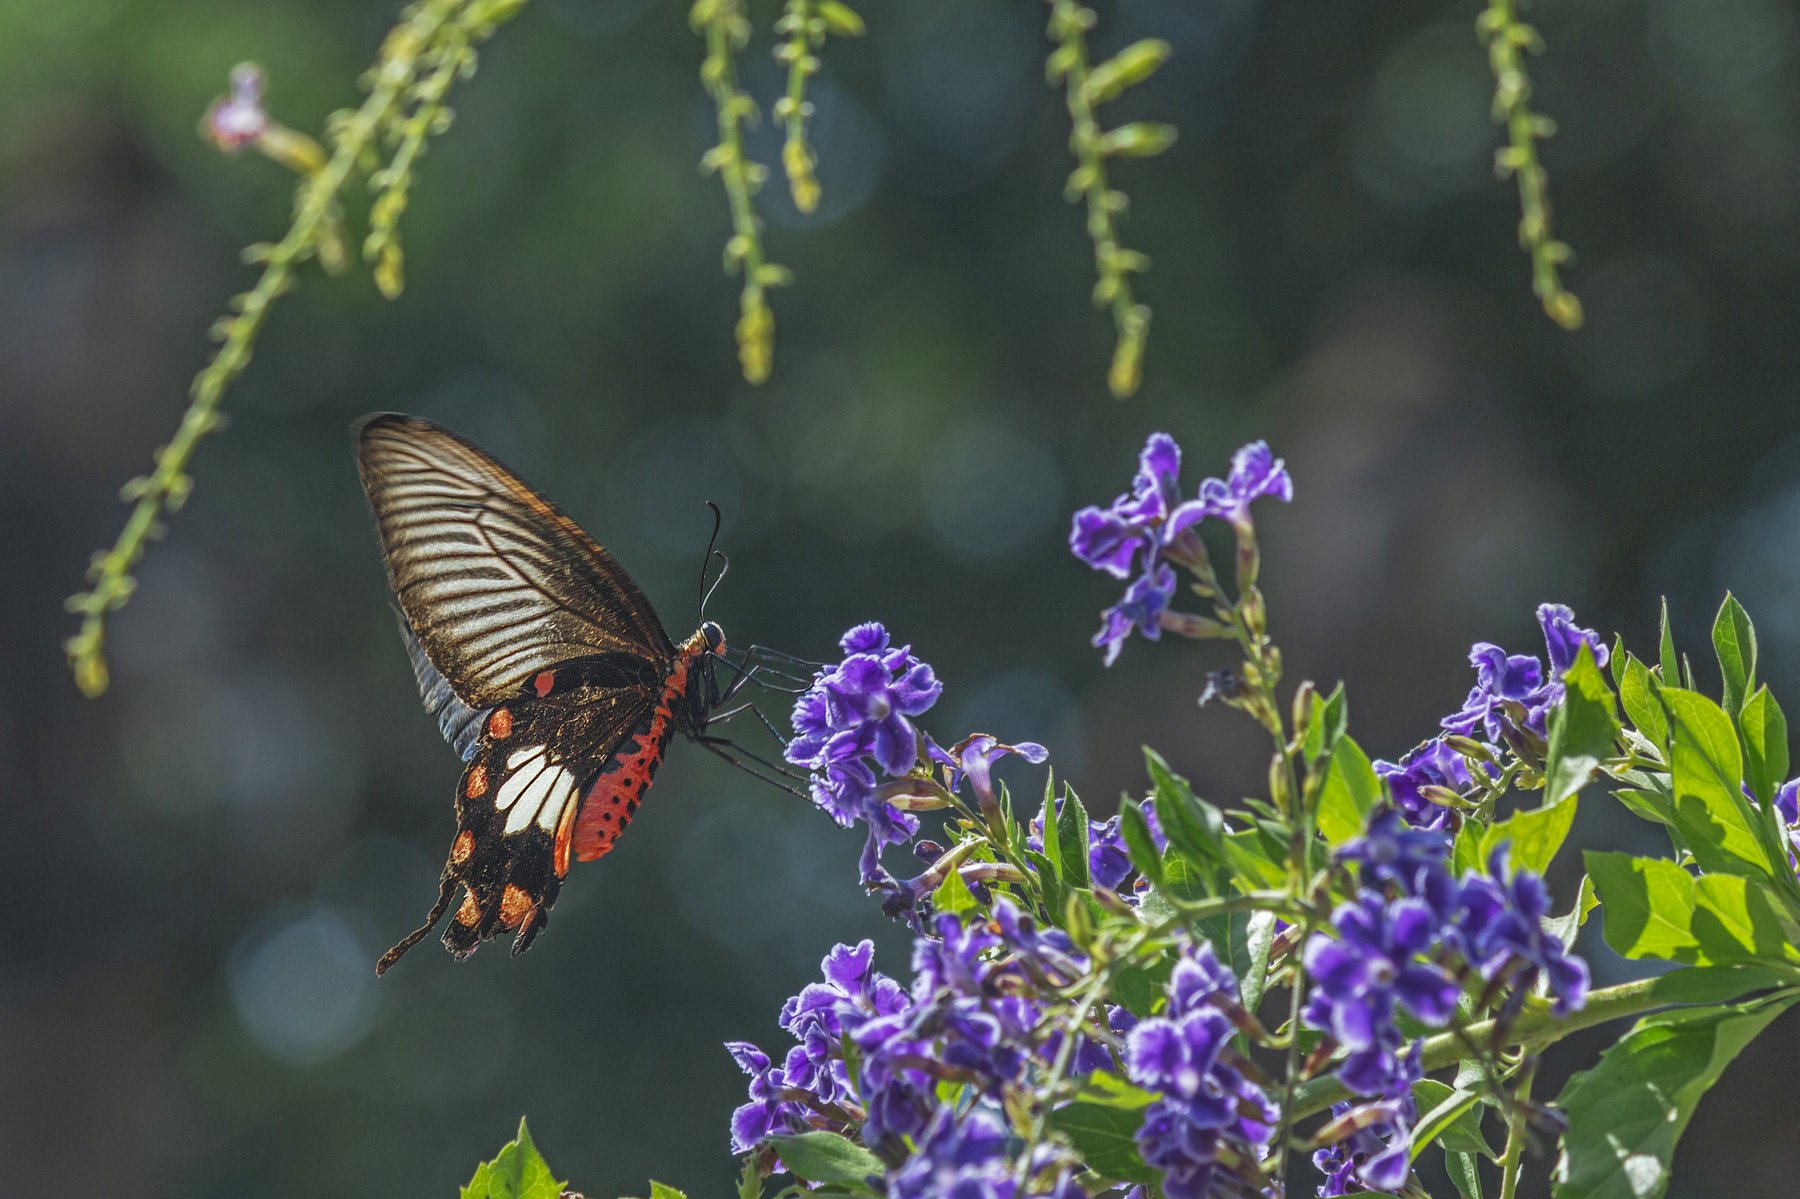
[571,643,707,860]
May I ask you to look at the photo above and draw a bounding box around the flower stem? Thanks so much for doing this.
[1497,1056,1537,1199]
[64,0,514,697]
[1478,0,1582,329]
[693,0,788,384]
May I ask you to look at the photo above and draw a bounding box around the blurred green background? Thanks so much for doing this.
[5,0,1800,1195]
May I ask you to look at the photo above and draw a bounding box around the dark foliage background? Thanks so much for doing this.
[4,1,1799,1195]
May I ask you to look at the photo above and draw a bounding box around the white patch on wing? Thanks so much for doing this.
[495,745,549,811]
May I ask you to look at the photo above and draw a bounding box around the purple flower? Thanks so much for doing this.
[725,1041,806,1153]
[937,734,1050,811]
[1182,440,1294,529]
[1337,808,1451,896]
[788,623,942,863]
[1375,739,1481,830]
[1069,434,1185,578]
[1313,1095,1418,1196]
[1443,604,1606,741]
[1093,561,1177,666]
[1303,895,1458,1098]
[1127,943,1274,1199]
[1456,849,1591,1015]
[1776,778,1799,826]
[1026,801,1152,893]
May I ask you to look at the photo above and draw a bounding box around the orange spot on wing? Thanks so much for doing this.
[463,765,488,798]
[553,799,576,878]
[534,671,556,698]
[499,884,533,928]
[451,829,475,865]
[487,708,513,739]
[455,889,482,927]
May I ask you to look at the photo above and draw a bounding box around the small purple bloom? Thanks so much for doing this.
[1375,739,1480,830]
[1337,807,1451,896]
[725,1041,806,1152]
[1303,895,1459,1072]
[1313,1094,1418,1197]
[1442,603,1606,741]
[1456,849,1591,1015]
[937,734,1050,811]
[1175,440,1294,530]
[1093,562,1176,666]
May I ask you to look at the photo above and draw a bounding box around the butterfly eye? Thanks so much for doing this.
[702,621,727,654]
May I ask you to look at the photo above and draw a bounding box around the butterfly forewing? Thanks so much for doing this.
[356,414,675,708]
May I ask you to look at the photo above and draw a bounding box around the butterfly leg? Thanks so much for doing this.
[695,735,811,799]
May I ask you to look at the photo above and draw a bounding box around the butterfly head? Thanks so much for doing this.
[700,620,727,657]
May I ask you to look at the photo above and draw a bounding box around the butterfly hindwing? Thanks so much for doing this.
[356,413,676,709]
[375,654,664,973]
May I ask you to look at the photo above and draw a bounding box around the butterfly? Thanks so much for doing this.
[355,413,738,973]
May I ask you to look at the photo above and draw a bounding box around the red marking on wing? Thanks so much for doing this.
[572,653,696,862]
[534,670,556,698]
[487,708,513,739]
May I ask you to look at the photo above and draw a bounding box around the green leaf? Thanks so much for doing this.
[1660,689,1776,878]
[1445,1147,1485,1199]
[1481,794,1579,876]
[1048,1102,1157,1184]
[1712,593,1757,717]
[1083,39,1171,105]
[1587,851,1800,966]
[1451,819,1484,878]
[1118,797,1165,886]
[1659,596,1679,683]
[1317,735,1381,845]
[1025,849,1063,921]
[1145,749,1225,879]
[1073,1069,1159,1109]
[1618,653,1668,750]
[765,1133,883,1191]
[1220,829,1287,890]
[1552,994,1800,1199]
[1645,963,1799,1005]
[932,865,979,916]
[1303,681,1348,764]
[1410,1079,1495,1161]
[1543,873,1597,962]
[1544,646,1619,805]
[462,1119,564,1199]
[1057,786,1092,890]
[647,1185,687,1199]
[1241,909,1277,1014]
[1039,776,1061,881]
[1194,907,1256,986]
[1740,686,1789,807]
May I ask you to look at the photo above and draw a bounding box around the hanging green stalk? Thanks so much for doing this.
[64,0,530,697]
[1478,0,1583,329]
[772,0,865,215]
[693,0,792,385]
[1044,0,1176,399]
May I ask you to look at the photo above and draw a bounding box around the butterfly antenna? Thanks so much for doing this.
[702,550,730,618]
[698,501,725,617]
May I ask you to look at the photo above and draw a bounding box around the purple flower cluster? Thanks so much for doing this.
[1123,945,1276,1199]
[1304,810,1592,1192]
[1071,434,1292,665]
[1443,603,1607,743]
[1374,739,1483,830]
[888,1107,1085,1199]
[788,623,942,862]
[726,939,906,1151]
[729,901,1110,1188]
